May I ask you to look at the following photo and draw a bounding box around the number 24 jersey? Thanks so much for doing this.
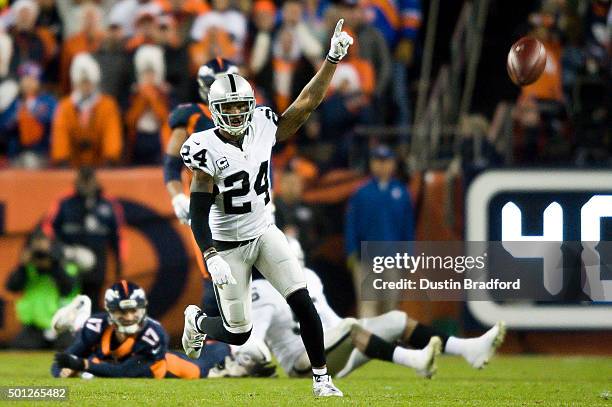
[181,106,278,242]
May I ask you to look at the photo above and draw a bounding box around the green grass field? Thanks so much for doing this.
[0,352,610,406]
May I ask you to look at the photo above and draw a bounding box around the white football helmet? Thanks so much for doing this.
[207,338,276,378]
[208,73,255,138]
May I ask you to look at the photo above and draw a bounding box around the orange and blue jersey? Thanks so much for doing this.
[168,103,215,134]
[164,344,231,378]
[364,0,422,47]
[52,313,168,378]
[167,102,215,280]
[51,313,230,378]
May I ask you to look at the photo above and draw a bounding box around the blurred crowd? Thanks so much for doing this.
[0,0,423,171]
[512,0,611,166]
[1,0,607,171]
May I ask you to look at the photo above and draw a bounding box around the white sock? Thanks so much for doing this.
[312,367,327,376]
[392,346,425,369]
[445,336,469,356]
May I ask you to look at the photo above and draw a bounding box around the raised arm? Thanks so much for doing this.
[275,19,353,142]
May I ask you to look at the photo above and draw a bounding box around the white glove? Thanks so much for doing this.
[327,19,353,64]
[206,253,237,286]
[172,193,190,225]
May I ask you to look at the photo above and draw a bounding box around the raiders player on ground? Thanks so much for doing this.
[180,20,353,397]
[213,238,506,379]
[211,249,442,379]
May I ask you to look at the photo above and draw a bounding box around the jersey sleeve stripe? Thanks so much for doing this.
[187,113,200,135]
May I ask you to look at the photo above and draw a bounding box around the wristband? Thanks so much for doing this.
[203,247,218,262]
[326,54,340,64]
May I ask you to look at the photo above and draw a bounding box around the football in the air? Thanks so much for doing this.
[506,36,547,86]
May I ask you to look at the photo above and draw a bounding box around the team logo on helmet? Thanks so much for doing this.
[104,280,148,335]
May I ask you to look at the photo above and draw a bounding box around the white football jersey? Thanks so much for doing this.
[181,106,278,241]
[250,268,343,374]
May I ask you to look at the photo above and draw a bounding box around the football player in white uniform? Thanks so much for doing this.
[180,20,353,397]
[227,238,506,379]
[216,264,441,380]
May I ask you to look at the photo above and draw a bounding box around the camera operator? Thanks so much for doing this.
[6,229,84,349]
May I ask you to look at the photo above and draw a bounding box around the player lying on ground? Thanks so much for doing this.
[181,19,353,397]
[212,238,506,379]
[51,281,230,379]
[211,272,441,379]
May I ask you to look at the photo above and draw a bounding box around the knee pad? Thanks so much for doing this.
[221,299,251,333]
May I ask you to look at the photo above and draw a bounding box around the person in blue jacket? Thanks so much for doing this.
[345,145,415,316]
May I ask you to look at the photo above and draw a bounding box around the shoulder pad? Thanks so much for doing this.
[169,103,199,129]
[253,105,278,126]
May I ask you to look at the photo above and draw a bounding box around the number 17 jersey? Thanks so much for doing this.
[181,106,277,241]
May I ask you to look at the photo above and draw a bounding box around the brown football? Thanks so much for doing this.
[507,36,547,86]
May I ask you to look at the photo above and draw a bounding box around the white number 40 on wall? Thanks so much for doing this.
[502,195,612,301]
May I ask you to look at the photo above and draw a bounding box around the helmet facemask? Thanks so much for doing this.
[104,281,148,335]
[107,300,147,335]
[211,98,255,139]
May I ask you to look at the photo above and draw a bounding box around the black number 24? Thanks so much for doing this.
[223,161,270,214]
[181,145,207,168]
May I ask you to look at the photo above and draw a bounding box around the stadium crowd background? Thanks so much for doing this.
[0,0,609,170]
[0,0,610,348]
[0,0,424,170]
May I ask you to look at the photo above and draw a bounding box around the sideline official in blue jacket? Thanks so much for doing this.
[344,145,415,316]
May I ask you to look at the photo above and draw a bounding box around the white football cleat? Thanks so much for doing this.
[182,305,206,359]
[415,336,442,379]
[51,295,92,334]
[464,321,506,369]
[313,375,343,397]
